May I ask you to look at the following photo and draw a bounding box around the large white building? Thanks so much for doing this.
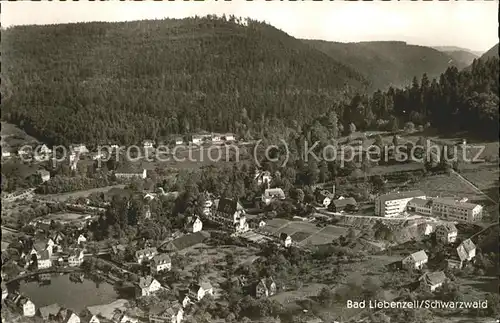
[431,198,483,222]
[375,190,426,217]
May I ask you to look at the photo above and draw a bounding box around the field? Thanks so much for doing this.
[261,219,354,246]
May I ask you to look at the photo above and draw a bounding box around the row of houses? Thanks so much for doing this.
[375,190,483,222]
[402,238,476,272]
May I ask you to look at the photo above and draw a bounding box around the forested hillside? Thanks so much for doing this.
[443,50,478,68]
[302,40,458,90]
[478,43,499,61]
[1,16,368,146]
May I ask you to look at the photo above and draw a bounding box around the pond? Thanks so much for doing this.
[9,272,127,313]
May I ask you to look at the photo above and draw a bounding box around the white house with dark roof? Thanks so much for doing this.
[143,140,155,149]
[37,250,52,269]
[254,170,272,186]
[457,239,476,262]
[262,188,286,205]
[136,276,162,297]
[210,198,248,232]
[77,234,87,246]
[18,296,36,317]
[188,281,213,302]
[402,250,428,270]
[37,169,51,183]
[68,249,85,267]
[149,302,184,323]
[436,223,458,244]
[432,198,483,222]
[375,190,426,217]
[279,233,292,248]
[135,247,158,264]
[150,254,171,274]
[420,271,447,292]
[191,217,203,233]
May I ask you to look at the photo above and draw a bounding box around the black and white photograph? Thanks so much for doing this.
[1,1,499,323]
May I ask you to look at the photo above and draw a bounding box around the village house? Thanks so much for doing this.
[77,234,87,246]
[18,296,36,317]
[36,169,51,183]
[149,302,184,323]
[58,308,81,323]
[457,238,476,263]
[136,276,162,297]
[37,250,52,269]
[419,271,447,292]
[191,217,203,233]
[38,144,52,155]
[262,188,286,205]
[317,190,335,208]
[375,190,426,217]
[190,135,204,145]
[188,281,214,302]
[435,223,458,244]
[114,166,147,180]
[38,304,61,321]
[179,292,191,308]
[135,247,158,264]
[87,315,101,323]
[68,249,85,267]
[209,198,248,233]
[114,313,138,323]
[402,250,428,270]
[150,254,172,274]
[279,233,292,248]
[2,282,8,300]
[175,138,184,146]
[407,198,433,216]
[223,133,235,141]
[255,277,277,298]
[432,198,483,222]
[328,197,358,213]
[211,133,223,143]
[446,258,463,270]
[254,170,272,186]
[143,140,155,149]
[70,144,89,154]
[2,150,12,159]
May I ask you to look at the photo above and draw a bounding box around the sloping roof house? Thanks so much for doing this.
[420,271,447,292]
[402,250,428,270]
[457,238,476,262]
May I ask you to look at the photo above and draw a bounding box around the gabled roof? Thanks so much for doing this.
[457,239,476,261]
[421,271,446,286]
[215,198,244,215]
[263,188,286,199]
[151,253,171,265]
[318,190,334,200]
[377,190,425,203]
[200,281,213,291]
[332,197,357,208]
[39,249,51,260]
[39,304,61,320]
[437,223,457,233]
[406,250,428,263]
[135,247,157,259]
[190,281,212,293]
[138,276,159,289]
[68,248,83,258]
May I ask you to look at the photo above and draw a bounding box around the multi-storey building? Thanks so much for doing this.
[375,190,426,217]
[431,198,482,222]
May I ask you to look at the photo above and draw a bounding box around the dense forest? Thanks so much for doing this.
[302,40,464,90]
[1,16,499,145]
[1,16,367,146]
